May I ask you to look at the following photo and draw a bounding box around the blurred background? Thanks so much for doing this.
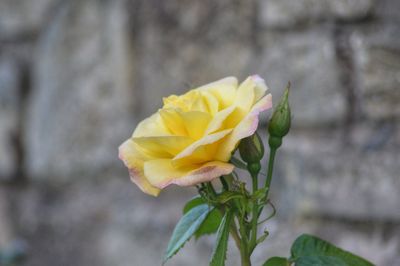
[0,0,399,265]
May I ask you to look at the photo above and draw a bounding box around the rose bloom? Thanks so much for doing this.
[119,76,272,196]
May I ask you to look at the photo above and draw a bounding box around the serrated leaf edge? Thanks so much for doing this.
[163,204,212,264]
[209,210,233,266]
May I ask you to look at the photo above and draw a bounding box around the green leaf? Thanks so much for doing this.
[210,210,233,266]
[291,234,374,266]
[163,204,212,264]
[263,257,290,266]
[217,191,244,204]
[295,256,346,266]
[183,196,222,239]
[252,187,269,200]
[183,196,205,214]
[195,208,222,238]
[229,156,247,170]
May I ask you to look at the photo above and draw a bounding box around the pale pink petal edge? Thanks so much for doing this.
[118,141,161,196]
[240,93,273,139]
[156,162,234,188]
[216,93,273,161]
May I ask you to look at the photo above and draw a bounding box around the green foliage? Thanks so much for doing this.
[295,256,346,266]
[210,210,233,266]
[163,204,212,264]
[238,132,264,164]
[217,191,244,204]
[262,234,374,266]
[229,156,247,170]
[290,234,374,266]
[183,196,222,239]
[194,208,222,239]
[263,257,290,266]
[182,196,205,214]
[252,187,268,200]
[268,84,291,141]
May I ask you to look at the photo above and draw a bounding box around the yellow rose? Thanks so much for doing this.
[119,76,272,196]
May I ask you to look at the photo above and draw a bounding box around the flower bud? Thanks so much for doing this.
[268,84,291,148]
[247,162,261,176]
[238,132,264,165]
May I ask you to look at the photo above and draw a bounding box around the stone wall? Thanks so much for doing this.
[0,0,399,265]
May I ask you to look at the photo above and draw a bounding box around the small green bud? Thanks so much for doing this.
[247,162,261,175]
[268,83,291,146]
[268,136,282,149]
[238,132,264,165]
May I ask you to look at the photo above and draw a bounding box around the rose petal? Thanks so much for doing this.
[173,161,234,186]
[205,105,236,135]
[132,135,194,158]
[251,75,269,103]
[201,90,219,115]
[234,76,256,113]
[118,139,161,196]
[224,76,264,128]
[172,128,233,167]
[144,159,234,188]
[180,111,212,139]
[215,94,273,161]
[198,77,238,109]
[159,108,187,136]
[133,113,170,137]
